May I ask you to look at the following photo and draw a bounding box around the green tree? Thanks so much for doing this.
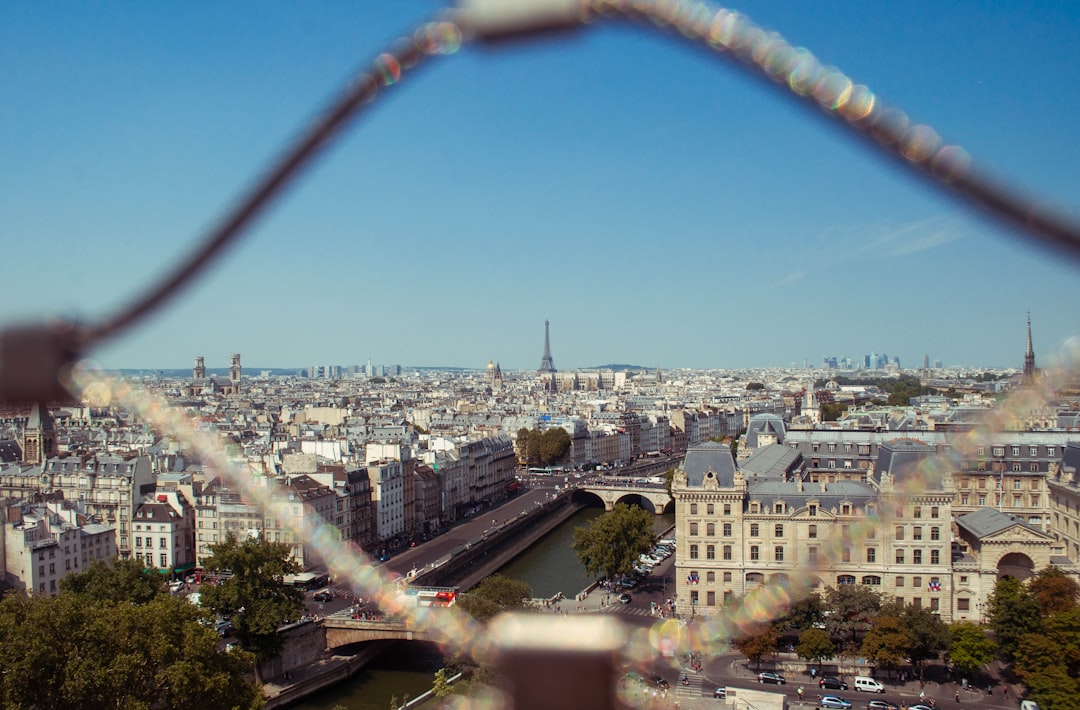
[796,628,835,669]
[538,427,571,464]
[860,615,908,672]
[783,593,825,632]
[59,556,166,605]
[572,503,656,580]
[824,585,881,646]
[663,467,675,497]
[456,575,532,622]
[1028,565,1080,616]
[821,403,849,421]
[0,584,262,709]
[198,533,304,682]
[745,382,765,391]
[733,623,778,669]
[946,621,996,676]
[899,603,951,671]
[986,576,1042,662]
[432,667,454,698]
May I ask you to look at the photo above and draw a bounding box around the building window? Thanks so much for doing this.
[774,546,784,562]
[775,524,784,537]
[895,576,904,587]
[930,597,940,611]
[838,575,855,586]
[1013,463,1022,472]
[1031,462,1039,472]
[895,526,904,540]
[690,523,698,536]
[895,550,905,564]
[750,545,759,561]
[961,495,970,505]
[913,576,923,588]
[993,447,1005,457]
[1012,446,1021,456]
[841,504,852,515]
[931,527,940,541]
[775,502,785,514]
[959,575,968,584]
[690,544,698,559]
[913,549,923,564]
[724,504,731,515]
[723,523,732,537]
[707,591,716,606]
[706,571,715,583]
[135,537,142,548]
[808,525,817,539]
[866,548,877,563]
[931,549,940,565]
[690,590,699,607]
[862,575,881,585]
[750,523,759,537]
[978,495,986,506]
[957,598,970,611]
[913,527,923,541]
[723,572,732,583]
[1048,446,1056,457]
[808,547,818,563]
[809,504,817,516]
[931,506,939,518]
[707,523,715,536]
[1013,478,1023,490]
[723,545,732,560]
[842,547,851,563]
[707,504,714,515]
[707,545,716,560]
[913,506,922,519]
[690,503,698,515]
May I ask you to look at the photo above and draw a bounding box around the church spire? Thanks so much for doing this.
[1023,311,1037,383]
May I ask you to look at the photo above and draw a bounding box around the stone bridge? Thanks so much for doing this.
[322,614,440,650]
[574,483,673,514]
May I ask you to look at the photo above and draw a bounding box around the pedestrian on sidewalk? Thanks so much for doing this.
[954,690,960,703]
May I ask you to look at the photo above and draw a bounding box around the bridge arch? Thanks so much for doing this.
[571,489,607,509]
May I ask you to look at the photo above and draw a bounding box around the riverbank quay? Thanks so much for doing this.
[260,489,585,705]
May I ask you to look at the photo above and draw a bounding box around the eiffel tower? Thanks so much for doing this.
[538,320,556,374]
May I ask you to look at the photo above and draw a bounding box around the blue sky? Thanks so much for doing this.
[3,1,1079,372]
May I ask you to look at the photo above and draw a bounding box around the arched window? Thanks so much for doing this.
[861,575,882,586]
[837,574,856,586]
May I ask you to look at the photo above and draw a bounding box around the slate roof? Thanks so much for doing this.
[744,414,785,448]
[682,441,737,487]
[747,479,878,511]
[874,438,945,489]
[0,441,21,463]
[739,444,802,481]
[955,507,1045,539]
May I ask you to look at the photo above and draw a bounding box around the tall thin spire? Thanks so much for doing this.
[1023,311,1037,383]
[538,319,556,374]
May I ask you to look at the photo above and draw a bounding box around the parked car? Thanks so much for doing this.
[618,592,632,604]
[820,677,848,690]
[908,705,934,710]
[866,701,899,710]
[654,677,669,690]
[714,688,726,699]
[757,671,786,685]
[818,696,852,709]
[312,590,333,602]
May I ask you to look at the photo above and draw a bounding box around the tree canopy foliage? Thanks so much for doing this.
[59,557,166,605]
[1008,573,1080,710]
[455,575,532,622]
[986,575,1042,662]
[572,503,656,580]
[0,559,262,709]
[516,427,571,466]
[824,585,881,645]
[733,623,778,668]
[796,628,835,667]
[1027,565,1080,616]
[946,622,996,676]
[198,534,304,681]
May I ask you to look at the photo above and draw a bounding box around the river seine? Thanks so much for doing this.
[295,504,674,708]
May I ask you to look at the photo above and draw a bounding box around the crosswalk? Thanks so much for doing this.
[595,604,671,619]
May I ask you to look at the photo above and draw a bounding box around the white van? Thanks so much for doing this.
[853,676,884,693]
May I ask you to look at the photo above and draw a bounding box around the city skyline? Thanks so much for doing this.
[3,2,1078,372]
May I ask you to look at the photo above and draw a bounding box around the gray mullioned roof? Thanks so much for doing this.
[955,507,1047,540]
[682,441,737,487]
[739,444,802,481]
[874,438,944,489]
[747,479,878,511]
[744,414,786,449]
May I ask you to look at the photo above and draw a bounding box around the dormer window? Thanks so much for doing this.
[774,502,785,514]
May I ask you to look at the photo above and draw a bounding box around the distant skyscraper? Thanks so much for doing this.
[923,354,930,370]
[538,320,556,374]
[1023,312,1038,383]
